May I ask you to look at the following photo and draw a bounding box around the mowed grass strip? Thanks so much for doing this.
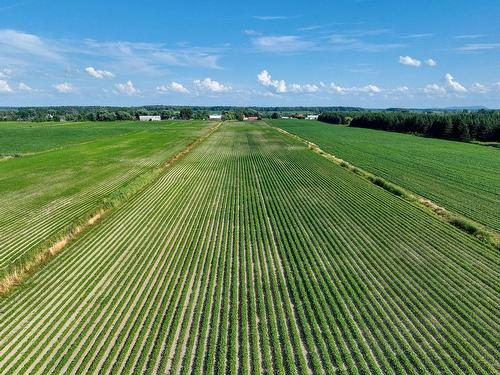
[0,122,497,374]
[0,120,211,271]
[268,119,500,232]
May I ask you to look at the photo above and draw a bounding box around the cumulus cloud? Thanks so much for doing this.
[425,58,437,66]
[18,82,34,91]
[0,79,13,93]
[395,86,410,92]
[53,82,74,93]
[399,55,421,67]
[85,66,115,79]
[422,84,446,95]
[114,80,137,95]
[156,81,189,94]
[257,70,287,93]
[0,68,12,78]
[444,73,467,92]
[288,83,320,93]
[470,83,489,93]
[194,78,231,93]
[358,84,381,93]
[329,82,348,94]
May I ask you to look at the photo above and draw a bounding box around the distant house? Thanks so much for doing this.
[243,116,258,121]
[281,116,290,120]
[306,115,319,120]
[139,115,161,121]
[209,114,223,121]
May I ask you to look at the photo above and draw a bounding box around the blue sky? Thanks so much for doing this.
[1,0,499,107]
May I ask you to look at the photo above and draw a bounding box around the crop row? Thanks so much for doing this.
[0,122,497,374]
[268,119,500,232]
[0,121,210,271]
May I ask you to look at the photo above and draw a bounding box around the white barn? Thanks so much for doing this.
[306,115,319,120]
[209,114,223,121]
[139,115,161,121]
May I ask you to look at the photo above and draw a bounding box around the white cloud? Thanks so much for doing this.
[243,29,260,36]
[288,83,319,93]
[85,66,115,79]
[53,82,74,93]
[252,35,314,53]
[0,29,61,60]
[0,79,13,93]
[302,84,319,93]
[253,16,288,21]
[423,84,446,95]
[0,68,12,78]
[457,43,500,52]
[358,84,381,94]
[470,83,489,93]
[329,82,381,95]
[257,70,287,93]
[84,40,222,73]
[394,86,410,93]
[444,73,467,92]
[18,82,33,91]
[193,78,231,93]
[399,55,421,67]
[455,34,484,39]
[157,81,189,94]
[329,34,405,52]
[330,82,348,94]
[425,58,437,66]
[114,80,137,95]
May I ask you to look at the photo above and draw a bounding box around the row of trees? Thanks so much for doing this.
[0,106,367,123]
[0,106,266,122]
[318,111,500,142]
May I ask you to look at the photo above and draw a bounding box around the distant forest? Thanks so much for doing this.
[0,106,363,122]
[318,111,500,142]
[1,105,498,142]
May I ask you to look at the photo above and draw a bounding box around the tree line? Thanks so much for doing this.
[319,111,500,142]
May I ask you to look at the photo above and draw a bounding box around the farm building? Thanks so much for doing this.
[243,116,259,121]
[306,115,319,120]
[209,114,223,121]
[139,115,161,121]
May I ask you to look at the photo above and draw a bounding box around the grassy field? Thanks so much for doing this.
[0,122,497,374]
[0,120,211,272]
[0,121,146,156]
[267,119,500,232]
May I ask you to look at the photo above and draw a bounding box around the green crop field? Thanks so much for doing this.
[267,119,500,232]
[0,120,211,272]
[0,121,497,374]
[0,121,146,155]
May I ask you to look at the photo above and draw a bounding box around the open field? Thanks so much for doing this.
[0,120,211,272]
[0,122,497,374]
[0,121,146,156]
[268,119,500,232]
